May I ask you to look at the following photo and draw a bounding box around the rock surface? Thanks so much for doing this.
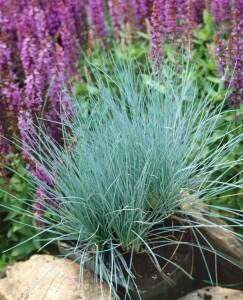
[180,198,243,289]
[0,254,114,300]
[177,286,243,300]
[181,198,243,264]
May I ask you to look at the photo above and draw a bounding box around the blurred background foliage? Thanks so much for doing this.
[0,154,58,271]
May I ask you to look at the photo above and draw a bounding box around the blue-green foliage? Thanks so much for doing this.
[2,56,242,298]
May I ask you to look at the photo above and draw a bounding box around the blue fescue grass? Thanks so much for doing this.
[1,54,243,299]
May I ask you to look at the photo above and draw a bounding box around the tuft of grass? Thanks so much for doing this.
[1,54,243,299]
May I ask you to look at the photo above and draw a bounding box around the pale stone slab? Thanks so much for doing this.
[177,286,243,300]
[0,254,114,300]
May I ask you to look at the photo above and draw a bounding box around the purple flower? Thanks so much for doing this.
[214,9,243,107]
[210,0,222,29]
[150,0,164,70]
[66,0,88,43]
[0,41,11,76]
[164,0,180,41]
[20,36,38,74]
[185,0,196,34]
[36,37,54,82]
[214,35,227,77]
[138,0,149,21]
[23,71,44,113]
[130,0,143,30]
[131,0,150,30]
[119,0,139,30]
[177,0,189,21]
[46,43,72,139]
[33,194,45,227]
[234,0,243,15]
[58,0,79,75]
[109,0,123,37]
[89,0,108,43]
[157,0,166,16]
[193,0,206,24]
[18,110,34,159]
[33,170,54,227]
[42,0,61,36]
[0,8,22,155]
[2,79,21,111]
[1,0,84,222]
[210,0,233,35]
[228,9,243,106]
[221,0,233,34]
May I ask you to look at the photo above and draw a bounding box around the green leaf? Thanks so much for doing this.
[141,74,165,93]
[206,76,221,84]
[235,144,243,155]
[86,84,99,95]
[194,31,207,41]
[203,10,212,25]
[9,175,24,192]
[237,196,243,210]
[3,210,19,221]
[32,238,41,249]
[136,31,150,40]
[10,243,36,257]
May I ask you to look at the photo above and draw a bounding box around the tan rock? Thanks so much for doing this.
[202,227,243,261]
[177,286,243,300]
[0,254,114,300]
[181,197,243,262]
[179,196,243,285]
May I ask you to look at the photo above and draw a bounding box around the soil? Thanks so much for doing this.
[120,227,192,292]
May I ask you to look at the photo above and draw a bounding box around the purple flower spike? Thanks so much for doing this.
[228,9,243,106]
[109,0,123,37]
[234,0,243,15]
[157,0,166,13]
[58,1,79,76]
[186,0,196,35]
[214,34,227,77]
[130,0,140,29]
[67,0,88,43]
[221,0,233,34]
[150,0,164,70]
[193,0,206,24]
[33,194,45,228]
[164,0,180,41]
[130,0,148,30]
[89,0,108,44]
[214,9,243,107]
[139,0,149,21]
[18,110,34,160]
[42,0,61,36]
[2,79,21,111]
[211,0,233,35]
[210,0,221,28]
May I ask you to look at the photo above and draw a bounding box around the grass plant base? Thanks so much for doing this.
[58,226,193,300]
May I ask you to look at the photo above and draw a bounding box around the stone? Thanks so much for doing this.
[199,215,243,261]
[180,197,243,262]
[177,286,243,300]
[0,254,114,300]
[179,196,243,288]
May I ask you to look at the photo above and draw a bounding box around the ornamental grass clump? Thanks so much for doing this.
[4,56,243,299]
